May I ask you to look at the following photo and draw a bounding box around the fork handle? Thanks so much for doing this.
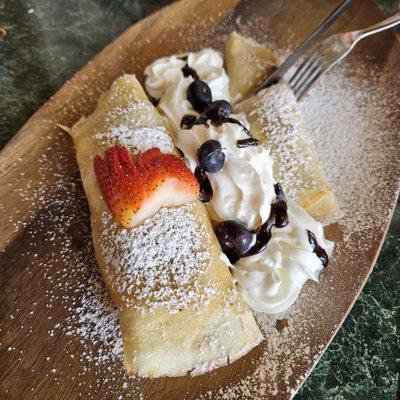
[352,12,400,42]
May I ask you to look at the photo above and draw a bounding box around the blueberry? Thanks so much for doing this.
[215,220,254,257]
[204,100,232,121]
[197,139,225,173]
[186,80,212,113]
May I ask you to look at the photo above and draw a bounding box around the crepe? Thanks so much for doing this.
[226,32,341,223]
[226,31,281,100]
[69,74,263,377]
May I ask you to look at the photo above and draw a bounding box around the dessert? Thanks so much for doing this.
[145,47,333,314]
[68,31,337,377]
[226,32,342,223]
[69,74,263,377]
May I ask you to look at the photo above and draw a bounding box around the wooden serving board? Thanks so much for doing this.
[1,0,399,399]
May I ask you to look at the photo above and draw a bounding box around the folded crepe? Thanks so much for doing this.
[69,74,263,377]
[226,31,281,100]
[226,32,341,224]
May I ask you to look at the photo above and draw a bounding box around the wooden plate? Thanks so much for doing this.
[1,0,399,399]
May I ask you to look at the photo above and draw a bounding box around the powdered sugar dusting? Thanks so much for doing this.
[94,124,174,154]
[106,83,154,120]
[198,306,317,399]
[66,273,123,366]
[243,82,320,200]
[99,205,216,312]
[300,62,400,243]
[1,139,145,397]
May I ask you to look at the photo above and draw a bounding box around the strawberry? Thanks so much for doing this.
[94,146,199,228]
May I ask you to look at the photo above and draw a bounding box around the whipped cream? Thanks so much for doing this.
[145,49,333,314]
[145,48,273,229]
[177,121,275,229]
[144,49,230,135]
[232,199,333,313]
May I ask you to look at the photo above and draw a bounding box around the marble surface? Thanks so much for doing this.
[0,0,398,398]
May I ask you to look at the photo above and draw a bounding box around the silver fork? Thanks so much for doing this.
[289,12,400,100]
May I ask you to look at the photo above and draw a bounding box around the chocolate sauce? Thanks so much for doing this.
[307,230,329,267]
[148,94,159,107]
[243,183,288,257]
[222,183,329,268]
[179,56,200,80]
[181,64,199,81]
[236,138,260,148]
[275,318,288,332]
[219,184,288,263]
[195,166,213,203]
[181,113,208,129]
[180,101,252,139]
[222,117,252,137]
[180,114,197,128]
[182,100,231,129]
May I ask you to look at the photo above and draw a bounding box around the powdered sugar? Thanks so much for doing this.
[67,273,123,366]
[104,82,154,125]
[99,205,215,311]
[300,62,400,243]
[241,82,325,201]
[94,125,174,154]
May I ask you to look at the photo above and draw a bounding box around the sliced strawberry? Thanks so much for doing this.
[136,147,162,165]
[94,146,199,228]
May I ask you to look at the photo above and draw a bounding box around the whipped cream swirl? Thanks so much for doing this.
[232,199,333,313]
[145,49,273,229]
[145,49,230,135]
[145,49,333,314]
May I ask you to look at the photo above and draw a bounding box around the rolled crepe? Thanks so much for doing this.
[69,74,262,377]
[226,32,341,224]
[226,31,281,100]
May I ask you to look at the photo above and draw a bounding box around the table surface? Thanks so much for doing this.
[0,0,398,399]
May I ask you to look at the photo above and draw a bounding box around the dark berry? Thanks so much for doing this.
[204,100,232,121]
[197,140,225,173]
[186,80,212,112]
[215,220,254,257]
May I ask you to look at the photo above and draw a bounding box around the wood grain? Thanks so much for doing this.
[0,0,399,399]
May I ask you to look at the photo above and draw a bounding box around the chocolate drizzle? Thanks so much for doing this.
[223,183,288,264]
[236,138,260,148]
[195,166,213,203]
[244,183,289,257]
[181,100,253,140]
[181,64,199,81]
[148,94,159,107]
[307,230,329,267]
[180,114,197,128]
[221,183,329,268]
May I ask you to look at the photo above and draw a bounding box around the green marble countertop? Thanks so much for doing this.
[0,0,398,398]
